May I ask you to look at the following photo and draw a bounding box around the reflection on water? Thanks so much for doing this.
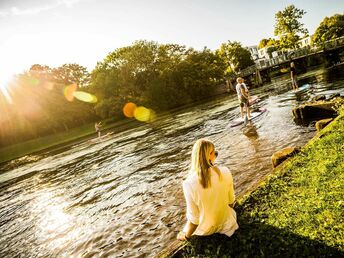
[0,67,343,257]
[242,122,259,139]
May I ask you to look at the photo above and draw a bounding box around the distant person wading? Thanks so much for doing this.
[290,62,299,90]
[95,122,102,138]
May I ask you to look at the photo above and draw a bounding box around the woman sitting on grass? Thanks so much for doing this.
[177,138,238,241]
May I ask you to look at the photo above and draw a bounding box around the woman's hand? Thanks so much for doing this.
[177,221,197,241]
[177,231,189,241]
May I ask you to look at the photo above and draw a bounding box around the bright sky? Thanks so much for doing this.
[0,0,343,86]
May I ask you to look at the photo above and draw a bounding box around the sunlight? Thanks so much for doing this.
[33,190,80,252]
[0,84,12,104]
[0,71,15,104]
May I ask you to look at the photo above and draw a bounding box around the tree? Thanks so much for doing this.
[90,41,227,116]
[52,63,91,88]
[217,41,254,73]
[174,48,226,101]
[274,5,308,49]
[258,39,269,49]
[91,40,161,118]
[266,46,278,57]
[258,38,279,49]
[313,14,344,44]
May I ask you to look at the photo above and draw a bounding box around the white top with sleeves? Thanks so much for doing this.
[182,166,239,237]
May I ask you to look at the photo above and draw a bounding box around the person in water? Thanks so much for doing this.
[95,122,102,138]
[177,138,238,241]
[236,77,251,119]
[290,62,299,90]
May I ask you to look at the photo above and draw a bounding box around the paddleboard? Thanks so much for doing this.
[89,132,113,143]
[293,84,311,93]
[249,96,260,105]
[230,108,267,127]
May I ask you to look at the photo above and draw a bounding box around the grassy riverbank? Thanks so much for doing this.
[174,111,344,257]
[0,118,142,164]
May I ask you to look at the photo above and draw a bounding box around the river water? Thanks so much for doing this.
[0,67,344,257]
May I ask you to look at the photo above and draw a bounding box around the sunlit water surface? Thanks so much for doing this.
[0,67,344,257]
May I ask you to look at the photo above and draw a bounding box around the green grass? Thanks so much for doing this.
[0,123,96,164]
[174,113,344,257]
[0,118,141,164]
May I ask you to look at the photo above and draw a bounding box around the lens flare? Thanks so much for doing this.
[63,83,77,102]
[28,77,40,87]
[134,106,152,122]
[149,109,157,122]
[73,91,98,103]
[0,85,12,104]
[123,102,137,118]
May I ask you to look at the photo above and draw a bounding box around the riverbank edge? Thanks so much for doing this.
[158,110,344,257]
[0,118,141,165]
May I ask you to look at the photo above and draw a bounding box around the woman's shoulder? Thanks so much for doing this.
[217,166,231,174]
[182,173,199,193]
[216,166,233,180]
[183,172,197,184]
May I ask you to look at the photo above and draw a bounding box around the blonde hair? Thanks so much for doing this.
[236,77,243,83]
[190,138,221,188]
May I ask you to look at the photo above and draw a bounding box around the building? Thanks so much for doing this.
[246,45,259,60]
[257,46,276,59]
[298,36,312,48]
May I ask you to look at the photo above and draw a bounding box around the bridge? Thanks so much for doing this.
[232,36,344,84]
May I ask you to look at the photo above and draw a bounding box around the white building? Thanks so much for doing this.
[272,50,283,58]
[246,45,259,60]
[298,36,312,48]
[258,46,275,59]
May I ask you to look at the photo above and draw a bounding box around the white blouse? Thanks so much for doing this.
[182,166,239,237]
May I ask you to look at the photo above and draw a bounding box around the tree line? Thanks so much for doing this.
[258,6,344,51]
[0,6,343,148]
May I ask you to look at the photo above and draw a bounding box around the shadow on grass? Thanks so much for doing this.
[173,205,343,258]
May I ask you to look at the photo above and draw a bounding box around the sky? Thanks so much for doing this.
[0,0,343,87]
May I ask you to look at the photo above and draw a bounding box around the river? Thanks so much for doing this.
[0,66,343,257]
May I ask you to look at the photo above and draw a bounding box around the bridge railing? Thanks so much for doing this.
[236,36,344,78]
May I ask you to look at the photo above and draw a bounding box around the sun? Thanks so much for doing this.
[0,69,16,104]
[0,75,13,104]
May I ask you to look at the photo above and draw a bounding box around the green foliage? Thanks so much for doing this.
[217,41,254,74]
[90,41,226,117]
[266,46,278,57]
[313,14,344,44]
[1,41,228,147]
[258,38,279,49]
[175,114,344,257]
[52,63,91,88]
[274,5,308,49]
